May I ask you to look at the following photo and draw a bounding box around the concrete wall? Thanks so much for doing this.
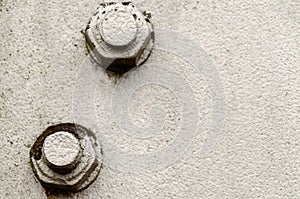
[0,0,299,198]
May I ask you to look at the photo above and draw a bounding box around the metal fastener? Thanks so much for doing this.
[43,131,81,174]
[30,123,102,193]
[84,2,154,74]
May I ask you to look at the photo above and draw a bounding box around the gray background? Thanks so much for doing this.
[0,0,299,198]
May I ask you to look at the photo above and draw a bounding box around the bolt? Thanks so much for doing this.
[30,123,102,193]
[43,131,81,174]
[100,10,138,47]
[84,2,154,74]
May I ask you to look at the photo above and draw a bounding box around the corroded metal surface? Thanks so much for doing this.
[84,2,154,74]
[30,123,102,193]
[43,131,81,173]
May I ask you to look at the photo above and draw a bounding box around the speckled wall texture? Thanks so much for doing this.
[0,0,299,198]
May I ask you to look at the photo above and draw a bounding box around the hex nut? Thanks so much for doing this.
[30,123,102,193]
[84,2,154,74]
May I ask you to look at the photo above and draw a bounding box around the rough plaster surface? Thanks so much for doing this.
[0,0,299,198]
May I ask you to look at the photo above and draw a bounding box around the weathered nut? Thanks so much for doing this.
[30,123,102,193]
[84,2,154,74]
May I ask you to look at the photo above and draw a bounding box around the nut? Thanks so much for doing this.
[30,123,102,193]
[84,2,154,74]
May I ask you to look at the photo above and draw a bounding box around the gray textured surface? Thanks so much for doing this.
[0,0,299,198]
[84,1,154,73]
[100,7,138,47]
[43,131,80,168]
[30,123,102,193]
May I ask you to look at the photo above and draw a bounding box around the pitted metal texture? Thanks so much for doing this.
[84,2,154,74]
[30,123,102,193]
[43,131,81,173]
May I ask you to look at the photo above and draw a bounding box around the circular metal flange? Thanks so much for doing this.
[30,123,102,193]
[84,2,154,74]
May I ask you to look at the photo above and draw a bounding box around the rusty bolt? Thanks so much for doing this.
[30,123,102,193]
[84,2,154,74]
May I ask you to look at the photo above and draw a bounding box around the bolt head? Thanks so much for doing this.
[30,123,102,193]
[84,2,154,74]
[43,131,81,173]
[100,10,138,47]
